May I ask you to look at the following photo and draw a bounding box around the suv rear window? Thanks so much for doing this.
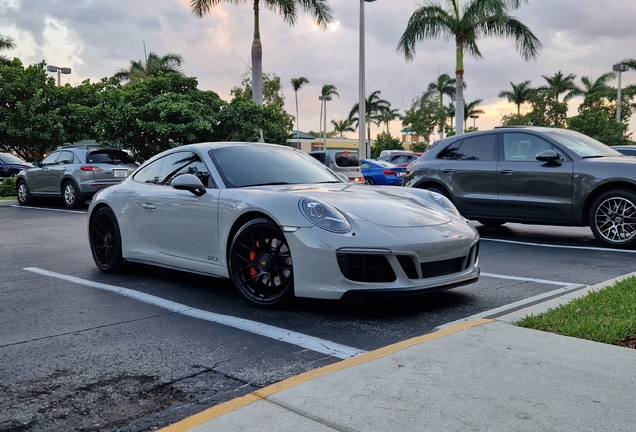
[88,150,136,165]
[335,152,359,167]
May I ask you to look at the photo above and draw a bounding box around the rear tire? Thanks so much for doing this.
[365,177,376,185]
[62,181,81,209]
[589,189,636,248]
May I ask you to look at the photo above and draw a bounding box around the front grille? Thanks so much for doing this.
[420,257,464,278]
[337,253,396,283]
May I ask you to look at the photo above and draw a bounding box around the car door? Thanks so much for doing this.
[45,150,75,192]
[134,151,222,267]
[437,133,498,218]
[497,132,574,222]
[29,152,61,194]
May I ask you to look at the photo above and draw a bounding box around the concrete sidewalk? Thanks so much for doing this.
[160,273,636,432]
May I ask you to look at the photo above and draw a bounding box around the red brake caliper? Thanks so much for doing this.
[249,239,261,277]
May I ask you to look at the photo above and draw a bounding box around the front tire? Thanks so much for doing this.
[229,218,294,308]
[16,180,33,206]
[89,206,125,272]
[589,189,636,248]
[63,181,81,208]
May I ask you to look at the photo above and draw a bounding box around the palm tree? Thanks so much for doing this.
[447,102,455,131]
[573,72,616,97]
[114,52,184,84]
[319,84,339,145]
[498,80,535,115]
[377,106,403,134]
[348,90,391,145]
[191,0,332,107]
[539,71,579,102]
[464,99,484,131]
[291,76,310,146]
[331,119,355,138]
[621,59,636,70]
[397,0,541,136]
[427,73,457,138]
[0,35,16,64]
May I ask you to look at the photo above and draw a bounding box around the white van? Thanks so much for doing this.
[307,150,365,183]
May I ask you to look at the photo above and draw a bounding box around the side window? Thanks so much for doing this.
[454,134,497,161]
[133,158,162,184]
[360,162,371,169]
[40,152,60,166]
[503,133,556,161]
[159,151,212,187]
[437,141,462,160]
[57,151,75,165]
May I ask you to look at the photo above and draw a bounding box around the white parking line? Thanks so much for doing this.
[12,205,86,214]
[481,272,580,287]
[24,267,366,360]
[481,237,636,253]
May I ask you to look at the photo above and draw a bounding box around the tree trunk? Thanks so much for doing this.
[455,41,464,136]
[252,0,263,141]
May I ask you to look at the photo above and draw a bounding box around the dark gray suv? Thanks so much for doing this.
[402,127,636,248]
[16,145,138,208]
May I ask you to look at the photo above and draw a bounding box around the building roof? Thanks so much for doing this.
[289,130,317,140]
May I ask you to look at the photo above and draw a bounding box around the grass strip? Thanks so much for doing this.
[516,276,636,346]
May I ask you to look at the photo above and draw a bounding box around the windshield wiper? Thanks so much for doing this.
[240,182,292,187]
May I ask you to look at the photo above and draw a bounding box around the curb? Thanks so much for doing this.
[0,199,17,206]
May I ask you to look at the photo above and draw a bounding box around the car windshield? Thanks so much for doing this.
[0,153,27,164]
[543,129,622,158]
[209,145,343,188]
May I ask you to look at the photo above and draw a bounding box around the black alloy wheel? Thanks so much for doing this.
[229,218,294,308]
[589,189,636,248]
[63,181,80,208]
[89,206,125,272]
[16,180,32,206]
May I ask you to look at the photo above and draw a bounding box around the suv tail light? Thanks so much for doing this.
[80,166,102,172]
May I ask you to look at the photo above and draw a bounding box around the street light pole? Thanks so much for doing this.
[319,95,332,150]
[470,115,479,128]
[613,63,629,122]
[46,65,71,86]
[359,0,377,160]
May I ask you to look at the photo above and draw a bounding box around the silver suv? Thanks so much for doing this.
[16,145,138,208]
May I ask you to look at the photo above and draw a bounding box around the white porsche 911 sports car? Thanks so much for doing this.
[88,142,479,308]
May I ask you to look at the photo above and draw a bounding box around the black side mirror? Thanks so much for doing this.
[535,150,561,165]
[171,173,207,197]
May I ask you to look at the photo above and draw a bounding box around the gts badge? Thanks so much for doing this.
[207,256,219,262]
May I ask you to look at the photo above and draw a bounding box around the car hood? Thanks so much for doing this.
[267,184,452,227]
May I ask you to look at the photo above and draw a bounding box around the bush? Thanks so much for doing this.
[0,177,16,197]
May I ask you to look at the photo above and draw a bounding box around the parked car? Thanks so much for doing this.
[307,150,365,183]
[613,145,636,156]
[377,151,423,167]
[88,142,479,308]
[402,126,636,248]
[0,153,33,180]
[360,159,405,185]
[16,145,138,208]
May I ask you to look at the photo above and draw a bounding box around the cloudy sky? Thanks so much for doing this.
[1,0,635,139]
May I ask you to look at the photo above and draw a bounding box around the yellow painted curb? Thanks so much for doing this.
[160,318,493,431]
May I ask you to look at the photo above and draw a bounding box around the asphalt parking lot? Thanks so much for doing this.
[2,203,635,431]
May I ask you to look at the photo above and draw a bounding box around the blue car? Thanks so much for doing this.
[360,159,405,185]
[0,153,33,180]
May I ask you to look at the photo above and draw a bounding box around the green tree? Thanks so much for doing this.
[524,90,568,127]
[567,105,630,146]
[331,118,354,138]
[463,98,484,131]
[0,34,16,65]
[0,59,65,159]
[348,90,391,144]
[291,76,310,144]
[231,72,286,107]
[498,80,535,115]
[397,0,541,135]
[113,52,184,84]
[191,0,332,107]
[318,84,339,141]
[402,91,444,144]
[620,58,636,70]
[538,71,579,102]
[371,131,404,158]
[427,73,457,138]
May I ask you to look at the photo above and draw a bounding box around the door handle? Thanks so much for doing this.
[500,169,516,175]
[441,168,455,173]
[142,203,156,210]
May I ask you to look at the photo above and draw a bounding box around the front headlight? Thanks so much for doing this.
[428,191,462,218]
[299,197,351,233]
